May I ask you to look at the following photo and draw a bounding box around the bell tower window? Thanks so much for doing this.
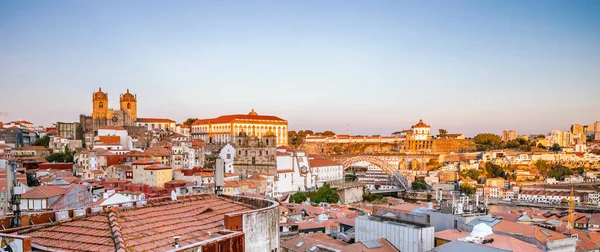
[99,102,104,108]
[127,103,131,109]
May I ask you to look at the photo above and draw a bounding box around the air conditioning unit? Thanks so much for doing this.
[55,211,70,222]
[74,209,86,218]
[91,206,103,214]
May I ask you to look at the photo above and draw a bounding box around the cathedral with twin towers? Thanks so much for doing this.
[80,87,138,132]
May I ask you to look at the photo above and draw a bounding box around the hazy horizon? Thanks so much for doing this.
[1,1,599,136]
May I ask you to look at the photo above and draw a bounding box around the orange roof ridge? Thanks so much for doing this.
[108,210,126,252]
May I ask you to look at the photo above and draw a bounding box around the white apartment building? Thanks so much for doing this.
[308,157,344,187]
[275,148,315,194]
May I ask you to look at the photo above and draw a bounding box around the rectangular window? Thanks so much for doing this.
[454,220,458,229]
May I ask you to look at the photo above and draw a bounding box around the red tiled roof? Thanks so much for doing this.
[589,214,600,225]
[492,220,567,245]
[22,146,48,151]
[192,113,286,125]
[97,136,121,145]
[10,120,32,125]
[280,232,347,251]
[144,164,171,170]
[136,118,176,123]
[345,238,400,251]
[20,186,65,199]
[412,119,430,128]
[23,196,252,251]
[98,126,126,131]
[144,147,170,156]
[298,221,325,230]
[309,158,341,168]
[131,158,155,165]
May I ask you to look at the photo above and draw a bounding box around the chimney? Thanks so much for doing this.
[214,158,224,195]
[173,236,180,248]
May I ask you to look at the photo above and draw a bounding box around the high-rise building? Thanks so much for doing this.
[571,124,584,135]
[550,130,573,147]
[571,124,586,144]
[502,130,517,142]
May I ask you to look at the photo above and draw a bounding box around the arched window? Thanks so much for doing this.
[99,102,104,108]
[127,103,131,109]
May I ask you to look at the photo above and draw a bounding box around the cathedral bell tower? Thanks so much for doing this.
[92,87,108,119]
[119,89,137,120]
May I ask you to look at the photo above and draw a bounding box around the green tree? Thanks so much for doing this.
[46,153,66,162]
[535,160,549,175]
[183,118,199,126]
[82,140,86,149]
[474,133,502,149]
[573,167,585,176]
[485,163,505,178]
[460,169,481,180]
[32,135,50,148]
[411,178,428,191]
[322,130,336,136]
[548,165,572,180]
[460,183,476,195]
[374,184,381,190]
[439,129,448,139]
[310,183,340,203]
[290,191,308,203]
[551,143,561,152]
[506,140,520,149]
[333,146,344,154]
[537,143,545,148]
[520,145,532,152]
[363,193,384,202]
[427,194,433,202]
[345,174,357,182]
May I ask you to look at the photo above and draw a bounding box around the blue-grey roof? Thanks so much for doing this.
[466,216,501,228]
[362,240,382,249]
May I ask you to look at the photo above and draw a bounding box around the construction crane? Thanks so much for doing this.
[568,187,575,229]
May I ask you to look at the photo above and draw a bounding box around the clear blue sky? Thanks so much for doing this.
[1,1,599,136]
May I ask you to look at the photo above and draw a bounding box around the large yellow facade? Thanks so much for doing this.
[191,109,288,146]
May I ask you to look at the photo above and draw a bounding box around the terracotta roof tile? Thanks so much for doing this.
[98,126,126,131]
[136,118,176,123]
[20,186,65,199]
[24,196,252,251]
[192,113,286,125]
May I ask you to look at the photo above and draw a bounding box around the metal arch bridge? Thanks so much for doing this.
[336,155,410,191]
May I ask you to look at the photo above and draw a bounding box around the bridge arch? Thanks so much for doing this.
[337,156,409,191]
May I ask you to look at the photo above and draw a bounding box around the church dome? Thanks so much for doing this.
[248,109,258,116]
[93,87,107,100]
[413,119,430,128]
[264,130,276,137]
[121,89,136,101]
